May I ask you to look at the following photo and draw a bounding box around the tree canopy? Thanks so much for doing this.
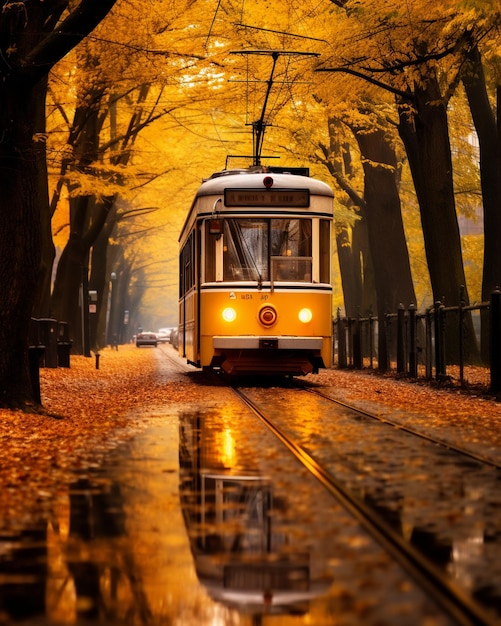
[0,0,499,407]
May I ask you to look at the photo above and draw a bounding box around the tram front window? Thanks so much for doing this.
[270,219,312,281]
[223,219,268,281]
[222,218,312,282]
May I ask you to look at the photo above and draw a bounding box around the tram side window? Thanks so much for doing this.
[319,219,331,284]
[204,224,216,282]
[179,231,195,296]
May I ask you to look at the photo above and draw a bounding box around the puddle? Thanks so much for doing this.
[0,403,456,625]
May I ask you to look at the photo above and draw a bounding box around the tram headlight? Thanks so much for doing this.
[298,308,313,323]
[222,307,237,322]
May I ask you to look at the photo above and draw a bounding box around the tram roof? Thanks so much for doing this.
[196,168,334,198]
[179,168,334,242]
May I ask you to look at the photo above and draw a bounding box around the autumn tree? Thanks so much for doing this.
[47,0,238,353]
[310,0,494,361]
[0,0,118,409]
[48,74,165,353]
[461,39,501,359]
[319,120,373,318]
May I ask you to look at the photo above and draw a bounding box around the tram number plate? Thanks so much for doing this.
[224,188,310,207]
[260,338,278,349]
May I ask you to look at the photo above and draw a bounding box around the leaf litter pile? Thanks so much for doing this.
[1,345,501,533]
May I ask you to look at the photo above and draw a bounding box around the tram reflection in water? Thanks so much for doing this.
[178,412,331,615]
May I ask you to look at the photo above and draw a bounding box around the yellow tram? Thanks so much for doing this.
[178,167,334,376]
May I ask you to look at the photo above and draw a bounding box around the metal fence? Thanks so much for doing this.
[332,289,501,393]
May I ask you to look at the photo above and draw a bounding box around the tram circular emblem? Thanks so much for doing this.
[258,305,278,327]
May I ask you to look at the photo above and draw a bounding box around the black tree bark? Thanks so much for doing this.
[397,73,479,363]
[354,126,417,369]
[0,1,118,408]
[462,43,501,361]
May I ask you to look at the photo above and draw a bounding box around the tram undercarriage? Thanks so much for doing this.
[209,349,325,376]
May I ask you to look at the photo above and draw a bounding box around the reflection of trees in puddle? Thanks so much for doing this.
[46,475,153,624]
[179,411,331,616]
[366,471,490,594]
[0,523,47,621]
[0,473,151,625]
[2,405,469,625]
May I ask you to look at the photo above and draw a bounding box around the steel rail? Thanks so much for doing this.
[232,385,496,626]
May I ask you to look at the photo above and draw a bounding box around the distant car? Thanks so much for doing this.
[170,327,179,350]
[156,328,172,343]
[136,331,157,347]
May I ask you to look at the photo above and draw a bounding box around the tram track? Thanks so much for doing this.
[231,382,501,626]
[299,382,501,471]
[156,343,194,374]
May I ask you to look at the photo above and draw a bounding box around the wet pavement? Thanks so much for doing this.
[0,356,479,625]
[240,384,501,624]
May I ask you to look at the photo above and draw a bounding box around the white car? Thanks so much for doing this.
[156,328,172,343]
[136,331,157,347]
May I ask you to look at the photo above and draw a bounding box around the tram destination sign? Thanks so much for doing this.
[224,188,310,207]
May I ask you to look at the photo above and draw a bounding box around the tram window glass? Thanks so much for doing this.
[270,219,312,281]
[204,223,216,282]
[223,219,268,281]
[222,218,312,282]
[319,219,331,283]
[180,231,195,296]
[270,219,311,257]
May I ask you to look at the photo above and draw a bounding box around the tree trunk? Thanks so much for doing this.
[336,225,362,316]
[33,77,57,319]
[50,231,89,354]
[354,126,417,369]
[89,228,112,351]
[0,0,119,408]
[397,73,479,363]
[322,122,376,317]
[0,78,44,407]
[462,44,501,362]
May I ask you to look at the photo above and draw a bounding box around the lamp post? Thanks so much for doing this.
[81,265,91,357]
[106,272,117,347]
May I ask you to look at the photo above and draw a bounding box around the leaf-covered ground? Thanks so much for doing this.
[0,346,202,532]
[1,345,500,532]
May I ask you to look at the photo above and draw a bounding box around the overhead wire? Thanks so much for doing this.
[206,0,323,164]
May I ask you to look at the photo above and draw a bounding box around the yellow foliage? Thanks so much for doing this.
[44,0,498,324]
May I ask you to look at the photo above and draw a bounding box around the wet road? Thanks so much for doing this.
[0,355,468,625]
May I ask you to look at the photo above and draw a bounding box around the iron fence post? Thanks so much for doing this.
[337,309,347,369]
[459,286,465,385]
[434,300,446,379]
[369,313,374,368]
[490,289,501,393]
[353,313,362,369]
[397,303,405,374]
[408,304,417,378]
[425,309,433,378]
